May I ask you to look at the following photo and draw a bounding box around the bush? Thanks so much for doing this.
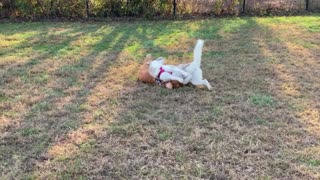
[0,0,316,19]
[214,0,223,16]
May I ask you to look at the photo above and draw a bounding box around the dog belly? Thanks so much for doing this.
[172,72,184,78]
[190,68,203,84]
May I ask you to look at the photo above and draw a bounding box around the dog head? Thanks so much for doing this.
[138,54,156,84]
[139,54,183,89]
[144,54,153,64]
[149,57,165,78]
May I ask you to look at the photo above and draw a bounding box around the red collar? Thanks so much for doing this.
[157,66,172,78]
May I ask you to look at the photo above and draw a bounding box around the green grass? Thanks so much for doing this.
[0,92,9,102]
[250,94,276,107]
[256,118,269,126]
[31,101,51,113]
[306,159,320,167]
[158,130,172,141]
[1,15,320,179]
[110,125,128,136]
[308,25,320,33]
[20,127,39,137]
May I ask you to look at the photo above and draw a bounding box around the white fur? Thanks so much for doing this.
[149,39,212,90]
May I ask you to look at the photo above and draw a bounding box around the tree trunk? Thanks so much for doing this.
[36,0,45,17]
[173,0,177,16]
[126,0,130,15]
[49,0,53,12]
[9,0,16,16]
[242,0,246,13]
[306,0,309,11]
[85,0,90,18]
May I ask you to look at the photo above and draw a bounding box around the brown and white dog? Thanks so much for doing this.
[138,54,182,89]
[148,40,212,90]
[139,40,212,90]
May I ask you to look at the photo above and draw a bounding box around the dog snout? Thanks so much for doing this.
[156,57,163,61]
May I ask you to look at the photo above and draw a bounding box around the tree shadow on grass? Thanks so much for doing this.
[0,21,176,178]
[27,18,320,179]
[3,18,249,179]
[254,19,320,177]
[0,23,95,91]
[1,17,319,179]
[30,18,262,179]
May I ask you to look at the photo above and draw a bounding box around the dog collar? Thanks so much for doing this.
[157,66,172,78]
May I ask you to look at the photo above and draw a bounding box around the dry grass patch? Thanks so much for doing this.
[1,15,320,179]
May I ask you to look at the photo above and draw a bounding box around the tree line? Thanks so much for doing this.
[0,0,318,19]
[1,0,173,18]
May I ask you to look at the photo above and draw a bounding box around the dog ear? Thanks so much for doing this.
[145,54,153,62]
[156,57,165,64]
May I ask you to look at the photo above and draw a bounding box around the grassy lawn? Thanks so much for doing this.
[0,15,320,179]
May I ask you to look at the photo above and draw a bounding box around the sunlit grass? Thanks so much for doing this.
[0,14,320,179]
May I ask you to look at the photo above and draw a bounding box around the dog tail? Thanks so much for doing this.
[186,39,204,73]
[194,39,204,67]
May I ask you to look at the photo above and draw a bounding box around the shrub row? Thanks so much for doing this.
[0,0,318,19]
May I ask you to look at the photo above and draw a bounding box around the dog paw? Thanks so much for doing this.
[182,79,190,84]
[183,75,192,84]
[176,77,184,83]
[165,82,173,89]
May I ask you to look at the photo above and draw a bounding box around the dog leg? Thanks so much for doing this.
[164,65,191,84]
[165,66,191,78]
[204,79,213,90]
[182,74,192,84]
[186,39,204,74]
[192,79,213,90]
[160,72,184,83]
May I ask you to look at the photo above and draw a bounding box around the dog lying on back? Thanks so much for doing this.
[138,54,182,89]
[148,39,212,90]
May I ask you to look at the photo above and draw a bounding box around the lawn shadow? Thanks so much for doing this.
[34,18,266,179]
[252,18,320,177]
[1,17,319,179]
[39,18,320,179]
[0,21,177,178]
[0,23,97,89]
[24,20,225,177]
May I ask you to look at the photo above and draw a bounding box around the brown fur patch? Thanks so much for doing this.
[138,55,183,89]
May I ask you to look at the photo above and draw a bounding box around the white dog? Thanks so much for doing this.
[149,39,212,90]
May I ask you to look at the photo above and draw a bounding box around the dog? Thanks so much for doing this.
[138,54,183,89]
[148,39,213,90]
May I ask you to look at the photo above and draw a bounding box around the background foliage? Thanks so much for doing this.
[0,0,319,18]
